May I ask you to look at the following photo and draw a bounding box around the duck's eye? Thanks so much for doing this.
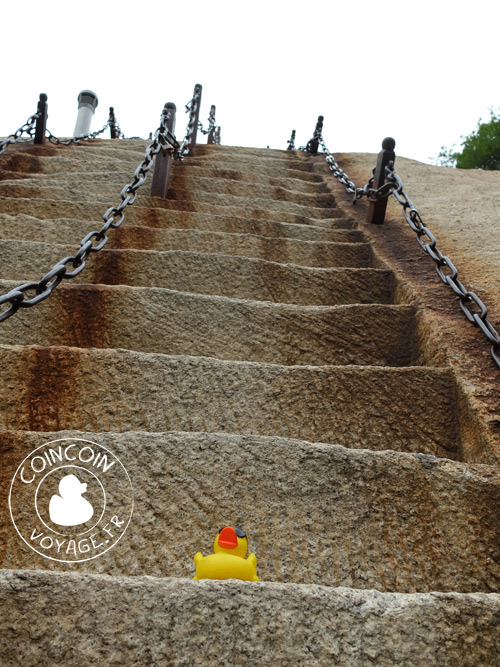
[235,527,246,538]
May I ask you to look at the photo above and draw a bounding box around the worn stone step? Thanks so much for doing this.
[0,213,363,248]
[0,346,459,457]
[0,282,416,366]
[178,143,318,168]
[2,430,498,591]
[0,209,353,241]
[1,146,327,186]
[169,165,327,192]
[196,144,298,159]
[0,181,339,221]
[0,571,498,666]
[2,161,327,194]
[0,142,316,178]
[143,191,338,220]
[7,172,334,208]
[156,187,335,212]
[0,245,392,305]
[54,141,307,167]
[0,237,373,275]
[167,173,329,201]
[175,155,324,181]
[0,197,355,236]
[0,193,345,226]
[189,144,319,172]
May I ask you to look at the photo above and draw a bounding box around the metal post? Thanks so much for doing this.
[73,90,98,137]
[207,105,216,144]
[287,129,296,150]
[187,83,202,153]
[34,93,48,145]
[109,107,119,139]
[307,116,323,155]
[151,103,176,199]
[367,137,396,225]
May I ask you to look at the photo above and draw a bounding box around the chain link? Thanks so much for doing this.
[0,106,176,323]
[317,137,366,201]
[198,105,216,136]
[0,110,41,156]
[301,128,500,370]
[382,162,500,369]
[45,122,110,146]
[179,88,202,156]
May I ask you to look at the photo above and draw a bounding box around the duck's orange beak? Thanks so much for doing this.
[218,526,238,549]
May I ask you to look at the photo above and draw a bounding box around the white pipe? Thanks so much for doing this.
[73,90,98,136]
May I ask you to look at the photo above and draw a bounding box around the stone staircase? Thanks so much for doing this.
[0,140,498,665]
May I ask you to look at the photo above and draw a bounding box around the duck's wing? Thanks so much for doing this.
[247,553,257,568]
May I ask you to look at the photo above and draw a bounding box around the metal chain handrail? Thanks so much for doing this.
[317,137,366,201]
[303,129,500,369]
[46,122,110,146]
[0,110,41,156]
[382,162,500,369]
[198,105,216,136]
[0,106,177,323]
[180,88,202,156]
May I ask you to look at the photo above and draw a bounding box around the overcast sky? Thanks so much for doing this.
[2,0,497,165]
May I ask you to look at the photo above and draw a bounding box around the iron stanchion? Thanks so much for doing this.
[109,107,119,139]
[207,105,216,144]
[34,93,48,145]
[306,116,323,155]
[367,137,396,224]
[186,83,202,153]
[151,102,176,199]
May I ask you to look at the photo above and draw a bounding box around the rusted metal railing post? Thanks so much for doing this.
[367,137,396,224]
[151,102,176,199]
[306,116,323,155]
[287,129,296,150]
[186,83,202,153]
[109,107,119,139]
[207,105,216,144]
[34,93,48,145]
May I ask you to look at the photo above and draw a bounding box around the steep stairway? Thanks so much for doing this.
[0,141,498,665]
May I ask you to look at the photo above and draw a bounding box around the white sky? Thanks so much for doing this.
[2,0,497,164]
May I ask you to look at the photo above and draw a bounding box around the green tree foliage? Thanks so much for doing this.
[436,109,500,169]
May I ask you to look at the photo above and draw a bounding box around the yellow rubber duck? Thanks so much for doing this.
[193,526,259,581]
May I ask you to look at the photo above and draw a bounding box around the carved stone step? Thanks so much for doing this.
[0,571,498,665]
[0,208,353,239]
[0,346,459,457]
[0,213,362,246]
[0,181,341,221]
[0,282,416,366]
[4,172,335,206]
[2,250,392,306]
[1,431,497,591]
[0,237,373,273]
[0,195,348,226]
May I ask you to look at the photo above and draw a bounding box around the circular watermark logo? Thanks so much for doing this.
[9,437,133,563]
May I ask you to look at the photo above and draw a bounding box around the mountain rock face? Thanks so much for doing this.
[0,140,498,665]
